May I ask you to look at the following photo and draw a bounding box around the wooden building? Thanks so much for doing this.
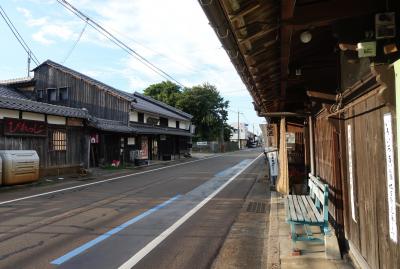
[0,84,89,176]
[129,92,193,162]
[1,60,193,172]
[200,1,400,268]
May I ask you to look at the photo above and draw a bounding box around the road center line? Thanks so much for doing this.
[118,153,263,269]
[51,194,182,265]
[0,154,222,206]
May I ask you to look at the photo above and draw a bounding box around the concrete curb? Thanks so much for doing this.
[265,191,281,269]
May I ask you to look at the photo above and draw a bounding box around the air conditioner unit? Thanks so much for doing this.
[375,12,396,39]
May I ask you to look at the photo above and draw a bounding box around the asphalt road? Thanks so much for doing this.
[0,149,264,269]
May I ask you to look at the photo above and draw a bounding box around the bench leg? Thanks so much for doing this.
[290,223,301,255]
[319,223,331,235]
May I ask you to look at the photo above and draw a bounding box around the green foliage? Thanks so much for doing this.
[143,81,182,107]
[143,81,231,141]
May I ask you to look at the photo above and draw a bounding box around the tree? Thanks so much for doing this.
[176,83,230,141]
[143,81,182,107]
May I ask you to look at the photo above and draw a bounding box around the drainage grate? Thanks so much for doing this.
[246,201,266,213]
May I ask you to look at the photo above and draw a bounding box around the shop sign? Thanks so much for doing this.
[4,118,47,137]
[197,141,207,146]
[383,113,397,243]
[139,137,148,159]
[90,133,99,144]
[357,41,376,58]
[267,151,278,177]
[347,124,357,223]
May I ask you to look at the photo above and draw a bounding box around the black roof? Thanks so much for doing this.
[33,60,133,101]
[0,85,28,99]
[89,117,137,133]
[130,122,192,136]
[133,92,192,120]
[0,96,89,119]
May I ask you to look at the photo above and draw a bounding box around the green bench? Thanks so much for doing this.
[285,173,330,245]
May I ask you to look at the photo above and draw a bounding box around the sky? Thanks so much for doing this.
[0,0,266,134]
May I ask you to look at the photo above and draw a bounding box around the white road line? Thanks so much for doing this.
[0,155,223,206]
[118,153,264,269]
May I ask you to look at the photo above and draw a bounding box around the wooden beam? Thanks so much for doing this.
[238,26,279,44]
[306,90,336,101]
[229,2,260,21]
[284,0,381,30]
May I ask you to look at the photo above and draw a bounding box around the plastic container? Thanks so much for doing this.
[0,150,39,185]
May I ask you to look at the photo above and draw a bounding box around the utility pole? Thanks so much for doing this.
[237,110,240,150]
[27,51,31,77]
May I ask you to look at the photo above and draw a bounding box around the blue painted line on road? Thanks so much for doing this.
[215,159,251,177]
[51,194,182,265]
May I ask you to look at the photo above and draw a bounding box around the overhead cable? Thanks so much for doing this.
[62,19,88,64]
[56,0,185,87]
[0,5,40,65]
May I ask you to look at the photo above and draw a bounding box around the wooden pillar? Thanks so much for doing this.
[277,116,289,194]
[309,115,315,175]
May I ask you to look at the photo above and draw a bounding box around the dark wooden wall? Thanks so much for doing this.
[314,109,345,247]
[34,65,130,123]
[0,122,88,171]
[341,72,400,269]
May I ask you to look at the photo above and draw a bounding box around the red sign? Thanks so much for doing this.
[4,118,47,137]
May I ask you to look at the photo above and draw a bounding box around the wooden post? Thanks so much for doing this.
[277,116,289,194]
[308,115,315,175]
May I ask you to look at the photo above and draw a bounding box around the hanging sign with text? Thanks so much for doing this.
[347,124,357,223]
[383,113,398,243]
[4,118,47,137]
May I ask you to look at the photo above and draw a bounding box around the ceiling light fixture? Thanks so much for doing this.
[300,31,312,43]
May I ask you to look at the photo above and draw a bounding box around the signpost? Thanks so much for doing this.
[4,118,47,137]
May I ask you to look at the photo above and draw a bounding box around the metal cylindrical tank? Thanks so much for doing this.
[0,150,39,185]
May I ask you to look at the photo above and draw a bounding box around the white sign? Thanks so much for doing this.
[267,151,279,177]
[383,113,398,243]
[196,141,207,146]
[347,124,357,223]
[127,137,135,145]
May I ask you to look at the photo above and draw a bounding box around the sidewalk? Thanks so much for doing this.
[267,191,354,269]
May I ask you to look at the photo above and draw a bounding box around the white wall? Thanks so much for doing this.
[180,121,190,130]
[168,119,176,128]
[47,115,66,125]
[22,112,45,121]
[0,109,19,119]
[129,111,138,122]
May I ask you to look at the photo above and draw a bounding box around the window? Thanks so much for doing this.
[37,89,44,101]
[59,87,68,101]
[176,121,180,129]
[48,88,57,102]
[138,112,144,123]
[159,117,168,127]
[50,130,67,151]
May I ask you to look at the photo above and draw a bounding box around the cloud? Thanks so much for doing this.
[65,0,248,96]
[15,1,248,97]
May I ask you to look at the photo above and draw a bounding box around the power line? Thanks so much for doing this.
[62,19,88,64]
[56,0,185,87]
[0,5,40,66]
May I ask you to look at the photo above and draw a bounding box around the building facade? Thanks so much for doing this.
[0,60,193,176]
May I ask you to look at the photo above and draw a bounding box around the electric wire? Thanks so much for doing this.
[0,5,40,66]
[62,19,88,64]
[56,0,185,87]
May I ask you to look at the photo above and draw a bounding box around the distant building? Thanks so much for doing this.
[229,122,249,149]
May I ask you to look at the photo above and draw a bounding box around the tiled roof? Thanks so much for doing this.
[0,85,28,99]
[130,122,193,136]
[0,96,89,118]
[0,77,34,85]
[33,60,133,101]
[133,92,193,120]
[89,117,137,133]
